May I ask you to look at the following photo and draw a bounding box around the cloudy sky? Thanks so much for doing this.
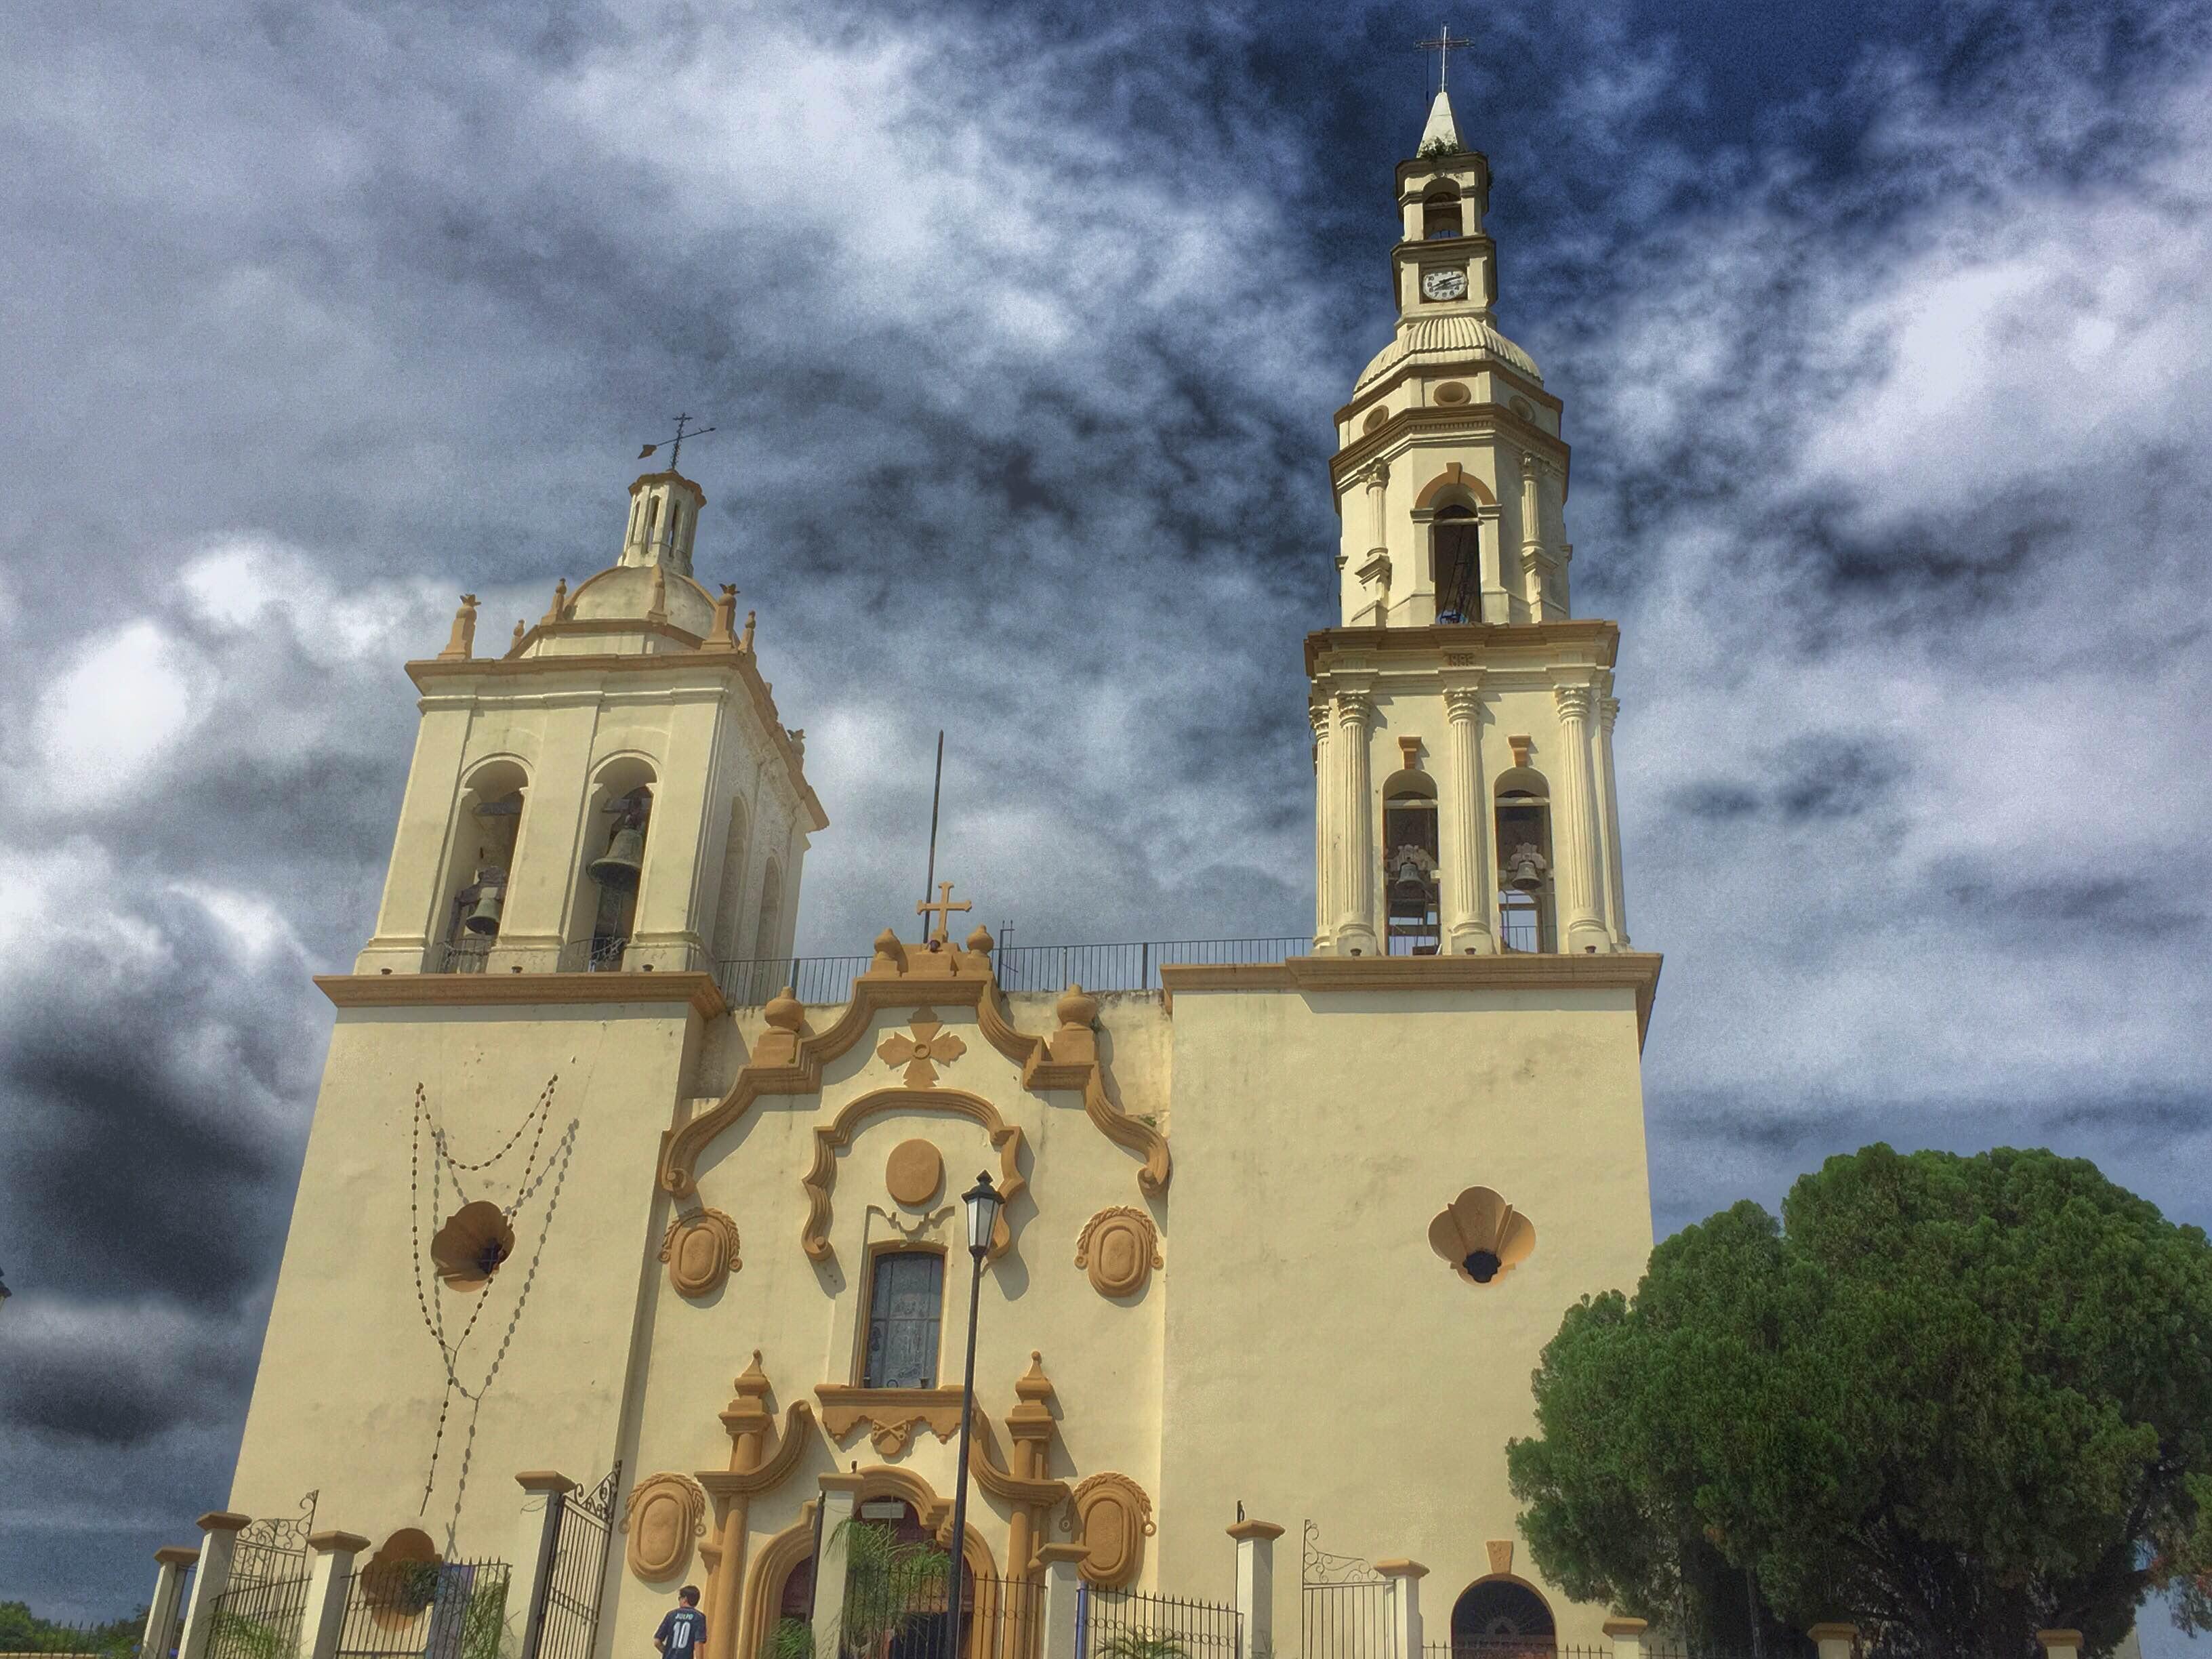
[4,0,2210,1640]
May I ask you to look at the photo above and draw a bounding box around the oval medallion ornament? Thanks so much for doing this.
[886,1139,945,1209]
[1071,1473,1154,1588]
[623,1473,708,1583]
[1075,1208,1162,1300]
[659,1208,741,1298]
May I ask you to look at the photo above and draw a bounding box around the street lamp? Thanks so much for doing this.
[943,1170,1003,1659]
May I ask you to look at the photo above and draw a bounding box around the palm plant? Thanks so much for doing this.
[1097,1635,1189,1659]
[832,1521,949,1659]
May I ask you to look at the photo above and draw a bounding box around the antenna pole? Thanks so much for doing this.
[920,731,945,944]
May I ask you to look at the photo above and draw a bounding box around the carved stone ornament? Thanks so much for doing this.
[1071,1473,1155,1588]
[659,1208,741,1298]
[1429,1187,1536,1286]
[878,1010,967,1089]
[1074,1208,1162,1300]
[430,1200,514,1293]
[815,1385,966,1456]
[886,1140,945,1209]
[623,1473,708,1583]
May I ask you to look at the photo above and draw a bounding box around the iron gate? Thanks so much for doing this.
[526,1462,621,1659]
[1301,1521,1392,1659]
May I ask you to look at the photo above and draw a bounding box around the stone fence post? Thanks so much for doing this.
[1227,1521,1283,1659]
[176,1512,252,1659]
[1602,1617,1647,1659]
[1807,1624,1858,1659]
[1037,1545,1090,1659]
[1374,1561,1427,1659]
[143,1547,201,1659]
[294,1532,370,1659]
[2036,1632,2083,1659]
[811,1475,864,1659]
[512,1471,577,1659]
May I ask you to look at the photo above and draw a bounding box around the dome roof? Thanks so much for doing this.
[1355,312,1541,395]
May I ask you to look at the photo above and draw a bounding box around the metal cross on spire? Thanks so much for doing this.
[637,413,717,470]
[1415,23,1465,96]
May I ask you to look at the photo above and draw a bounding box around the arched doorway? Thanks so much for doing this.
[760,1497,983,1659]
[1451,1578,1555,1658]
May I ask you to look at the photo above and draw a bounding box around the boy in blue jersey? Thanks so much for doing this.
[655,1587,707,1659]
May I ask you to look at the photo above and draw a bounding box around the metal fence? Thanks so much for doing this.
[0,1620,144,1659]
[204,1569,314,1659]
[333,1559,508,1659]
[1424,1643,1610,1659]
[526,1465,619,1659]
[715,937,1312,1008]
[815,1570,1042,1659]
[1080,1586,1242,1659]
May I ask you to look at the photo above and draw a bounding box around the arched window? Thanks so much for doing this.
[585,784,653,969]
[1433,504,1481,622]
[1494,769,1555,954]
[751,856,784,963]
[709,796,752,966]
[437,762,528,972]
[1423,187,1464,240]
[1382,770,1440,955]
[863,1250,944,1389]
[1450,1579,1554,1658]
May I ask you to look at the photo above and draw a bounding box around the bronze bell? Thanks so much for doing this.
[462,867,506,935]
[588,826,647,892]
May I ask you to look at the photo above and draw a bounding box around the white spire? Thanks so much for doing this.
[1419,87,1462,153]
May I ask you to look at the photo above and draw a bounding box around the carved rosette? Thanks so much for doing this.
[1074,1208,1162,1300]
[1070,1473,1155,1588]
[623,1473,708,1582]
[660,1208,741,1298]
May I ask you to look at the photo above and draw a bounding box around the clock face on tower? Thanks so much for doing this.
[1422,267,1468,302]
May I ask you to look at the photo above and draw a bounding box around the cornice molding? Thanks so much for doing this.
[1306,619,1618,678]
[815,1386,966,1457]
[1331,403,1570,506]
[316,970,726,1018]
[1160,951,1663,1048]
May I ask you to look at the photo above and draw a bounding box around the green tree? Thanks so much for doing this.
[1506,1145,2212,1659]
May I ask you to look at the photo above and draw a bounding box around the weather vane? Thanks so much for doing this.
[637,413,717,470]
[1415,23,1465,95]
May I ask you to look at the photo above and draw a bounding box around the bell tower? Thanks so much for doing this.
[1309,89,1626,959]
[352,466,826,981]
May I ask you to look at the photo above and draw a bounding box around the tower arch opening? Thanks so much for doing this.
[1382,767,1440,955]
[436,759,529,970]
[567,758,655,970]
[1494,765,1557,953]
[1422,185,1465,241]
[1432,504,1482,622]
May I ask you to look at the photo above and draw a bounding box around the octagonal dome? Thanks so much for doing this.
[1355,312,1542,396]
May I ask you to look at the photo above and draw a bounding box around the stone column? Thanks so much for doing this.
[1807,1624,1858,1659]
[1549,684,1610,953]
[1603,1618,1647,1659]
[176,1512,252,1659]
[1364,461,1391,567]
[1310,703,1336,953]
[512,1473,575,1659]
[1374,1561,1425,1659]
[1335,692,1379,956]
[1595,693,1629,946]
[2036,1633,2083,1659]
[295,1532,370,1659]
[1440,682,1495,954]
[702,1360,777,1659]
[1036,1547,1088,1659]
[811,1475,864,1659]
[143,1547,200,1659]
[1227,1522,1282,1659]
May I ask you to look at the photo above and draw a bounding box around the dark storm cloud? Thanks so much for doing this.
[5,0,2211,1639]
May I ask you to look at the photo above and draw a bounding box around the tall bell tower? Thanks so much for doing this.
[1310,88,1628,959]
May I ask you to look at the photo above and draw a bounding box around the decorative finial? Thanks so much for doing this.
[438,594,478,661]
[544,578,568,624]
[510,619,526,653]
[706,584,739,649]
[741,609,756,653]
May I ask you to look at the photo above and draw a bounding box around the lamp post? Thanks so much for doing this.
[944,1170,1002,1659]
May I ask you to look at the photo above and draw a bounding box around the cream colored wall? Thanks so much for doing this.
[1155,984,1655,1647]
[602,989,1177,1654]
[228,1000,701,1555]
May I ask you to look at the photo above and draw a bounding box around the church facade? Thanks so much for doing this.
[226,89,1661,1659]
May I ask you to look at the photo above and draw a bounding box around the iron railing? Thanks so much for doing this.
[528,1464,620,1659]
[556,937,630,973]
[1082,1585,1242,1659]
[715,937,1312,1008]
[203,1570,313,1659]
[334,1558,508,1659]
[438,939,493,973]
[816,1570,1041,1659]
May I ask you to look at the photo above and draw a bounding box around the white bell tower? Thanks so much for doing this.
[1309,89,1627,959]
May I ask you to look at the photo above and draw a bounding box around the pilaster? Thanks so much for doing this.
[811,1475,863,1659]
[1311,703,1337,953]
[1595,691,1629,946]
[1334,691,1380,956]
